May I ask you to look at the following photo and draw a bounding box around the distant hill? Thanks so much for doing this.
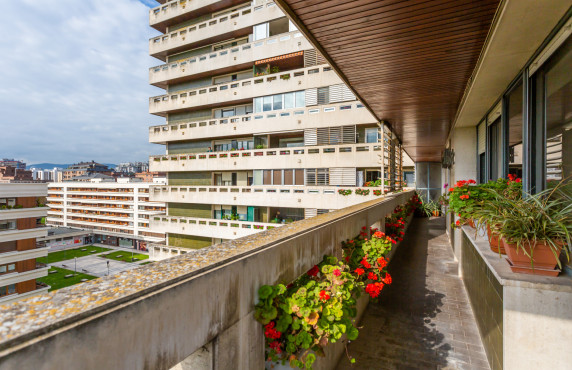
[28,163,117,170]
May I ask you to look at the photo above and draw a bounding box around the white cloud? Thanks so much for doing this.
[0,0,164,165]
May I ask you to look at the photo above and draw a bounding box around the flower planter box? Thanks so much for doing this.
[502,238,562,276]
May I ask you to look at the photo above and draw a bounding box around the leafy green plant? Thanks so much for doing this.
[254,196,418,369]
[478,183,571,267]
[355,189,370,196]
[338,189,352,196]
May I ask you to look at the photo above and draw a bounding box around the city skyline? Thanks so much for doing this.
[0,0,160,165]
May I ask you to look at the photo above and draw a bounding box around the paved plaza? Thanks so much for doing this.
[47,245,149,277]
[338,217,490,370]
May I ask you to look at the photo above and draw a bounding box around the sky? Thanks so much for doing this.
[0,0,164,165]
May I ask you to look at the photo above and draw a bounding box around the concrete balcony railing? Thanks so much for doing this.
[0,183,47,198]
[0,207,48,221]
[63,205,134,212]
[57,198,134,205]
[149,0,282,61]
[0,246,49,265]
[0,281,49,306]
[149,65,340,116]
[151,215,281,240]
[150,143,382,172]
[148,102,376,144]
[0,191,414,369]
[0,266,49,288]
[149,0,253,33]
[150,185,392,209]
[0,227,48,243]
[149,31,311,87]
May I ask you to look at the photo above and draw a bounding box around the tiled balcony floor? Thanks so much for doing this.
[337,217,490,370]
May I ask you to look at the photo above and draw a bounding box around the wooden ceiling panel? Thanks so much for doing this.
[276,0,500,162]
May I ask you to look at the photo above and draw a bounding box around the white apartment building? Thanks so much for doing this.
[147,0,404,259]
[46,180,166,251]
[0,183,49,305]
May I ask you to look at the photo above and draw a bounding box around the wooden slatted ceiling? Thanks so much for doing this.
[276,0,500,161]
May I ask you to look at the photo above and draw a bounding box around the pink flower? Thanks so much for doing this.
[333,269,341,277]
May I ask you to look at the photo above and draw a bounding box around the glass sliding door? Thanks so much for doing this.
[531,36,572,190]
[488,118,502,180]
[506,82,523,179]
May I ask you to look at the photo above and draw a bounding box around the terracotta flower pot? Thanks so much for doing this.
[486,224,505,254]
[502,238,562,276]
[468,218,475,228]
[432,210,440,217]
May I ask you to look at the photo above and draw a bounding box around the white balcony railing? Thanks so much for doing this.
[148,102,374,143]
[151,215,282,240]
[149,30,308,86]
[150,143,382,172]
[149,0,280,59]
[149,65,339,115]
[0,207,48,221]
[150,185,392,209]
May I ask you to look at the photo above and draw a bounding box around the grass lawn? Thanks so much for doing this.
[37,267,98,292]
[37,246,111,264]
[100,250,149,263]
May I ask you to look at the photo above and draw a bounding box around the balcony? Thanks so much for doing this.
[151,215,281,240]
[150,143,382,172]
[150,31,311,88]
[149,0,282,61]
[0,206,48,221]
[0,227,48,243]
[149,65,340,116]
[0,246,49,265]
[0,266,49,287]
[0,192,414,368]
[150,185,392,209]
[0,281,49,306]
[149,0,254,33]
[148,102,376,144]
[0,183,47,198]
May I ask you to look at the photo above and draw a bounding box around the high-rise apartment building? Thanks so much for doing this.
[63,161,112,181]
[146,0,404,257]
[46,179,166,250]
[0,183,49,304]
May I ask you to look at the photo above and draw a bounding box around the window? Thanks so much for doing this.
[365,128,378,143]
[0,220,17,231]
[488,118,502,180]
[255,91,305,113]
[305,168,329,186]
[542,39,571,189]
[253,23,269,41]
[506,82,523,179]
[0,284,16,296]
[0,263,16,274]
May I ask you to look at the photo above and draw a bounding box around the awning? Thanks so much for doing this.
[255,51,303,65]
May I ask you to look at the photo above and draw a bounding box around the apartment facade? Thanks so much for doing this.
[0,183,49,305]
[46,180,166,250]
[62,161,112,181]
[147,0,404,257]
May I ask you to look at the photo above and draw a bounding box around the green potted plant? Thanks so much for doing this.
[493,184,571,275]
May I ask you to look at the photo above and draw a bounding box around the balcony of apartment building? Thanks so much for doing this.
[150,29,310,88]
[65,195,134,204]
[64,203,133,212]
[0,218,48,243]
[150,142,382,172]
[149,0,282,60]
[149,101,376,144]
[149,0,255,33]
[149,65,339,116]
[151,182,395,209]
[66,217,134,231]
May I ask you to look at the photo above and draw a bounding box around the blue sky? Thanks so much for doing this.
[0,0,164,165]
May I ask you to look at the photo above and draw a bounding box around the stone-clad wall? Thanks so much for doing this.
[461,232,503,370]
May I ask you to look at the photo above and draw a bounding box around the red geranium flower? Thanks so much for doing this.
[373,231,385,238]
[269,341,282,353]
[333,269,341,277]
[355,268,365,276]
[307,265,320,277]
[319,290,330,301]
[383,273,392,285]
[360,257,371,269]
[367,272,378,280]
[377,257,387,269]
